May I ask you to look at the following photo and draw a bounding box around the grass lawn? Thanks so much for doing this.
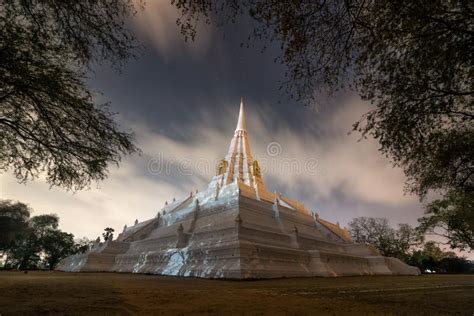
[0,271,473,315]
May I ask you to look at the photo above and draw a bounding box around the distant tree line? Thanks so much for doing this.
[0,200,91,270]
[348,216,473,274]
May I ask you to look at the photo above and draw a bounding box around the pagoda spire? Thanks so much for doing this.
[219,99,266,194]
[235,97,246,131]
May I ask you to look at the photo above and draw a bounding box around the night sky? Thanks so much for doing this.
[2,1,430,246]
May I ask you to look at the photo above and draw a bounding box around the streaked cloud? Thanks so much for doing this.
[132,0,211,60]
[1,96,421,241]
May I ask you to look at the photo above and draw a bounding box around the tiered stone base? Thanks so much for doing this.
[57,185,419,278]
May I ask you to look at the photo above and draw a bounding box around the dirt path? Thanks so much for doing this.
[0,271,473,315]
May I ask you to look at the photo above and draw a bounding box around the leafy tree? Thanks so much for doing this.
[348,217,422,259]
[348,217,395,255]
[0,200,30,251]
[74,237,94,254]
[30,214,59,238]
[406,250,431,272]
[406,241,470,273]
[41,230,76,270]
[392,224,425,261]
[419,190,474,251]
[1,0,140,190]
[172,0,473,248]
[0,199,83,269]
[102,227,115,242]
[7,214,60,269]
[348,217,471,273]
[422,241,457,261]
[438,257,472,274]
[6,226,41,270]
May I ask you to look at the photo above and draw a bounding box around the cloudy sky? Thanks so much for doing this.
[1,1,430,244]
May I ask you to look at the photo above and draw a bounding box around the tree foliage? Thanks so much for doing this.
[0,200,30,251]
[419,190,474,251]
[0,0,140,190]
[406,241,471,273]
[102,227,115,242]
[74,237,94,254]
[348,216,472,273]
[41,230,76,270]
[30,214,59,236]
[1,200,88,269]
[348,216,423,259]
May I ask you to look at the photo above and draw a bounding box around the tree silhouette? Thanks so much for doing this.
[102,227,115,242]
[348,217,423,259]
[1,1,140,190]
[419,190,473,251]
[0,200,30,251]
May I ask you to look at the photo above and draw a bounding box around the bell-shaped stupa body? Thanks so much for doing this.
[57,100,420,278]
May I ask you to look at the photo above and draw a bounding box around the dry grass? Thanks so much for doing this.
[0,271,473,315]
